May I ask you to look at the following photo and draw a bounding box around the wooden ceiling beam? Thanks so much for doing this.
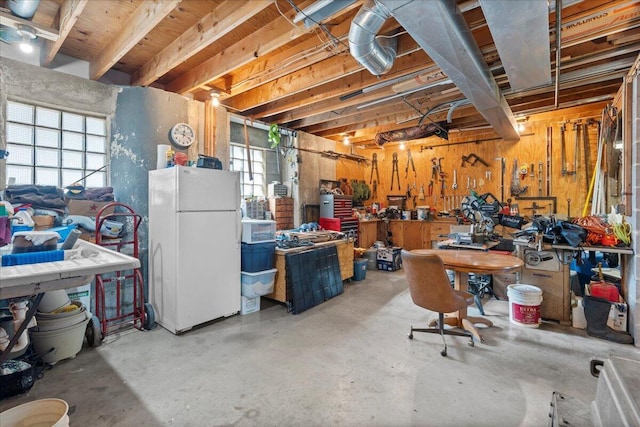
[225,33,421,113]
[207,17,356,97]
[90,0,180,81]
[130,0,271,87]
[164,0,316,95]
[41,0,88,67]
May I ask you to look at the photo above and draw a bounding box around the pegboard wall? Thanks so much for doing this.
[335,102,615,218]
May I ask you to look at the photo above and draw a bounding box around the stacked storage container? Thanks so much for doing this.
[240,219,277,314]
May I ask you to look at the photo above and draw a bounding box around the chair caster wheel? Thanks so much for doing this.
[408,332,413,340]
[468,340,474,347]
[440,350,447,357]
[480,336,485,343]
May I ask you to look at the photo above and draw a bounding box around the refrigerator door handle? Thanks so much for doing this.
[236,209,242,243]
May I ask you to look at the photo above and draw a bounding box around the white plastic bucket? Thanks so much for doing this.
[507,284,543,327]
[0,398,69,427]
[30,316,90,364]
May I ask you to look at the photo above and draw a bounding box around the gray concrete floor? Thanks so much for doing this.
[2,268,639,426]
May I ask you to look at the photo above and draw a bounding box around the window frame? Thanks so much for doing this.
[229,142,267,198]
[4,99,109,188]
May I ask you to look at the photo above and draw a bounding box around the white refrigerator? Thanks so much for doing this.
[149,166,241,334]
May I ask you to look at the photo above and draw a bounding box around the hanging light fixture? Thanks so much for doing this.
[16,24,37,54]
[210,92,220,107]
[343,135,350,145]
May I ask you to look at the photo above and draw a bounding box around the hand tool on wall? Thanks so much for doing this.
[571,122,579,181]
[452,169,458,194]
[495,157,505,202]
[519,164,528,180]
[391,152,400,190]
[560,122,568,177]
[428,180,434,201]
[372,179,378,199]
[431,157,440,180]
[538,162,543,196]
[510,158,528,196]
[370,153,379,184]
[567,198,571,217]
[546,126,552,196]
[405,149,416,179]
[461,153,489,167]
[583,122,592,195]
[529,163,535,178]
[418,184,425,200]
[466,176,470,190]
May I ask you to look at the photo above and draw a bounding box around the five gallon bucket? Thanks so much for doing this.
[507,284,543,327]
[0,398,70,427]
[353,259,368,281]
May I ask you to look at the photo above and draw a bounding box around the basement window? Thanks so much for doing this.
[5,100,108,188]
[229,143,266,198]
[229,119,280,199]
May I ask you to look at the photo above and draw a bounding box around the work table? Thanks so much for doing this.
[265,238,354,304]
[358,217,458,249]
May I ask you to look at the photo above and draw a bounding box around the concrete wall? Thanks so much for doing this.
[0,57,118,187]
[295,131,337,226]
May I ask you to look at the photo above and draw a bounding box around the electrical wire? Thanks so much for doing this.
[285,0,351,51]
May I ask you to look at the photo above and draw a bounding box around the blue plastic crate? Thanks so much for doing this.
[241,241,276,272]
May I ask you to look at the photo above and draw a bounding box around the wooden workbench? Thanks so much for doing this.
[264,238,354,304]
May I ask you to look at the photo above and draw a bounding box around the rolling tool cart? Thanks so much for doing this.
[91,202,154,343]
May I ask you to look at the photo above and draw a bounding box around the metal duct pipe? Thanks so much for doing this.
[348,0,397,76]
[377,0,519,141]
[8,0,40,19]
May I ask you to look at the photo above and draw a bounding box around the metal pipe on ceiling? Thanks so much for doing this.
[371,0,519,141]
[348,0,397,76]
[554,0,562,108]
[478,0,551,91]
[8,0,40,19]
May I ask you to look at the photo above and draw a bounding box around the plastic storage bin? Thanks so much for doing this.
[241,241,276,272]
[241,219,276,243]
[353,258,367,281]
[241,268,277,298]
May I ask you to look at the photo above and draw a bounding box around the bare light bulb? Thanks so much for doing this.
[517,123,525,133]
[19,42,34,53]
[343,136,350,145]
[399,142,406,150]
[211,93,220,107]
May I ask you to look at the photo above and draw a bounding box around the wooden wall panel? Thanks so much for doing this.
[336,102,610,219]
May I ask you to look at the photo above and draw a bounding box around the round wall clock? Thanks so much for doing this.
[169,122,196,148]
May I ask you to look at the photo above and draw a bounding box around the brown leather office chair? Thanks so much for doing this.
[402,249,475,356]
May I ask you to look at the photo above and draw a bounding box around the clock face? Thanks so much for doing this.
[169,123,195,147]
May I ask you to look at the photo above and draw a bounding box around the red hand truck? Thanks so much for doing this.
[87,202,154,345]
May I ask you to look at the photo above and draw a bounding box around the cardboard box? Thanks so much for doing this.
[492,272,518,299]
[377,246,402,262]
[241,295,260,315]
[377,259,402,271]
[608,301,628,332]
[33,215,55,230]
[66,199,115,217]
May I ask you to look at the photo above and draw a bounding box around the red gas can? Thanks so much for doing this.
[589,282,620,302]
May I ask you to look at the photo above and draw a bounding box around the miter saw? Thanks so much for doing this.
[460,190,503,233]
